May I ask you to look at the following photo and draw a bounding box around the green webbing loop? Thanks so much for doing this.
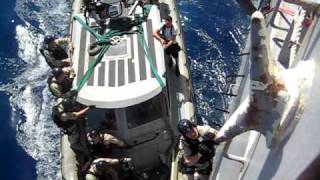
[144,4,152,17]
[73,16,102,40]
[73,16,129,91]
[137,4,165,88]
[74,4,165,91]
[77,45,110,91]
[137,30,165,88]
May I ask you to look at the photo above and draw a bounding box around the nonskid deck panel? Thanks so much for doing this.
[75,20,160,88]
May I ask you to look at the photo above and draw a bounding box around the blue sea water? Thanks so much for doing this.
[179,0,249,126]
[0,1,36,180]
[0,0,249,179]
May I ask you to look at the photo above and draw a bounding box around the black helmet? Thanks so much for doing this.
[177,119,194,136]
[61,98,78,112]
[52,68,64,78]
[120,158,133,170]
[95,160,108,172]
[44,36,55,44]
[87,130,100,145]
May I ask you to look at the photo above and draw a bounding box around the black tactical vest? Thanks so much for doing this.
[184,136,216,161]
[40,46,68,68]
[47,76,72,97]
[184,138,200,156]
[50,46,68,60]
[51,106,75,133]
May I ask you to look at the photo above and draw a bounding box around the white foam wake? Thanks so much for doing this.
[0,0,72,179]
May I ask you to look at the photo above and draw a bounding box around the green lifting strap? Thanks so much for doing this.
[137,30,165,88]
[77,45,110,91]
[73,16,117,91]
[73,16,127,91]
[74,4,165,91]
[73,16,102,40]
[138,4,165,88]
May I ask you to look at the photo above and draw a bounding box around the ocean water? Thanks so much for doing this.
[179,0,249,126]
[0,0,249,179]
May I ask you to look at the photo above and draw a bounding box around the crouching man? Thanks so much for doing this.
[85,158,132,180]
[40,36,73,68]
[153,16,181,76]
[177,119,218,180]
[87,129,128,157]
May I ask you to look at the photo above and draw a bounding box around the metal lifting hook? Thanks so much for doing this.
[110,36,121,45]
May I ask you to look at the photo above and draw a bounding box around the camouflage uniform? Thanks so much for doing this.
[85,158,121,180]
[88,131,127,148]
[102,133,126,147]
[42,37,72,68]
[179,125,218,180]
[54,101,87,153]
[48,68,75,98]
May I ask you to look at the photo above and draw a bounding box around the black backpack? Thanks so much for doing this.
[40,47,68,68]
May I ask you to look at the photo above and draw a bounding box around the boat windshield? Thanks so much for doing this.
[86,109,118,130]
[126,93,163,129]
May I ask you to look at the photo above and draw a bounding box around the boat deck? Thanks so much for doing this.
[71,4,166,108]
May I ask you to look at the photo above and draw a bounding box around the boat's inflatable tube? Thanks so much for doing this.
[162,0,197,179]
[284,0,320,9]
[61,0,83,179]
[61,135,79,180]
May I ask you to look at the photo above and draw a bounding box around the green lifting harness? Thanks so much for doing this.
[74,4,165,92]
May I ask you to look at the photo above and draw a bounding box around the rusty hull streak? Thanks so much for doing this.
[244,103,260,127]
[267,77,287,100]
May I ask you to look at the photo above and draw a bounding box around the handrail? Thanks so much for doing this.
[223,140,246,165]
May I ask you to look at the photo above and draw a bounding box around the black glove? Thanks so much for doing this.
[89,105,96,109]
[70,90,78,97]
[64,90,78,100]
